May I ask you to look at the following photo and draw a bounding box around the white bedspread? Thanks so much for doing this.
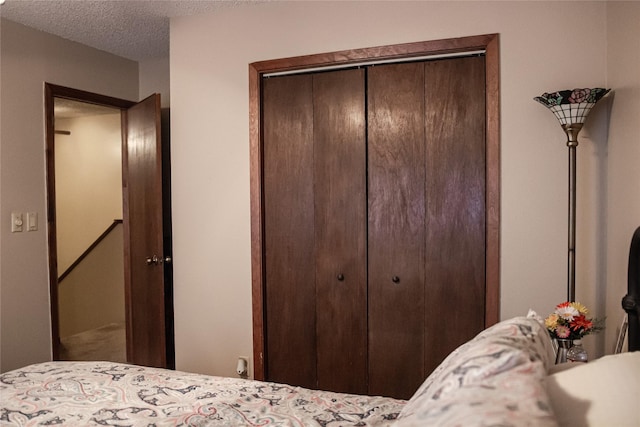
[0,361,404,426]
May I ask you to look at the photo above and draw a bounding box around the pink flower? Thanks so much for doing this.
[556,325,570,338]
[569,88,590,103]
[546,302,603,340]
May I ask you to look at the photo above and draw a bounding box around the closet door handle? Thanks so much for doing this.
[392,276,400,283]
[337,274,345,281]
[146,255,169,266]
[146,255,161,266]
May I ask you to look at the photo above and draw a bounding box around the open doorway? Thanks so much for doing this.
[54,98,126,362]
[45,83,175,369]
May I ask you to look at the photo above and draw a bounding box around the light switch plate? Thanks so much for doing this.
[11,212,23,232]
[27,212,38,231]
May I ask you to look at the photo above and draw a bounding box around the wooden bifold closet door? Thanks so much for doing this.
[262,55,486,400]
[263,68,368,394]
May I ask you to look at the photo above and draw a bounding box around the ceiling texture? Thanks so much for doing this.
[0,0,255,61]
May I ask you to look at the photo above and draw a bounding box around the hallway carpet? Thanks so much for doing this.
[59,322,126,363]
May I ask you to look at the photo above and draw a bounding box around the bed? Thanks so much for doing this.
[1,314,639,427]
[0,316,557,427]
[0,362,403,426]
[3,225,640,426]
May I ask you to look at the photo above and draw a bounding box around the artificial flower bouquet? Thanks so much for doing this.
[544,301,604,341]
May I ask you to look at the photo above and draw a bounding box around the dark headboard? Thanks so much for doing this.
[622,226,640,351]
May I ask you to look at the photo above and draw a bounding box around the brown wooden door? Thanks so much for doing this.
[45,84,174,367]
[123,94,169,368]
[423,56,486,375]
[263,69,368,393]
[263,74,317,388]
[367,62,427,399]
[314,69,367,394]
[367,57,486,399]
[261,56,486,399]
[251,35,500,399]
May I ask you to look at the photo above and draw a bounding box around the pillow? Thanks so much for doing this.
[395,316,557,427]
[545,352,640,427]
[547,361,579,375]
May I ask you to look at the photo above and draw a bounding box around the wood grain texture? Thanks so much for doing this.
[250,34,501,391]
[45,85,174,368]
[313,69,368,394]
[249,64,266,380]
[484,35,501,327]
[123,94,167,368]
[45,83,137,109]
[367,62,426,399]
[251,34,497,75]
[262,75,317,388]
[423,56,486,375]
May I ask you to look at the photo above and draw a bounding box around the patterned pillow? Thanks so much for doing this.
[395,316,558,427]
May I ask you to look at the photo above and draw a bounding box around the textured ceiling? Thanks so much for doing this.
[0,0,255,61]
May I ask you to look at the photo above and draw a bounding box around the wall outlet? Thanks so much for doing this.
[236,356,249,378]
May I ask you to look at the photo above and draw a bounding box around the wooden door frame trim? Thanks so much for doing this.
[249,34,501,381]
[44,83,135,360]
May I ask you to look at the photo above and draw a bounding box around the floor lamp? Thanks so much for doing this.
[534,88,610,302]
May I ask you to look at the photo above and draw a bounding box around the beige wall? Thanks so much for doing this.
[55,114,122,272]
[0,18,138,372]
[58,223,125,337]
[169,1,617,378]
[605,2,640,354]
[55,113,124,339]
[140,57,170,109]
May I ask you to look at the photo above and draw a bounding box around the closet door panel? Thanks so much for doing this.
[314,69,368,394]
[423,56,486,374]
[367,63,426,399]
[263,75,317,388]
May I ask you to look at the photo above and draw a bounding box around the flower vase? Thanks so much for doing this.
[555,339,572,364]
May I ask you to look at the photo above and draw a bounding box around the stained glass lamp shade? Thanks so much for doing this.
[534,88,610,143]
[534,88,610,302]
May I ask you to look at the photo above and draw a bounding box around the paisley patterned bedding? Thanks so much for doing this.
[0,361,404,426]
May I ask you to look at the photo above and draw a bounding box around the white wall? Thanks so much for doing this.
[605,2,640,353]
[170,1,615,378]
[0,18,138,372]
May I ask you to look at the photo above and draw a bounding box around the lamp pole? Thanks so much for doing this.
[534,88,610,303]
[563,123,582,303]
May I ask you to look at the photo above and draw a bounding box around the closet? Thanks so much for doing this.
[259,54,486,400]
[251,35,501,400]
